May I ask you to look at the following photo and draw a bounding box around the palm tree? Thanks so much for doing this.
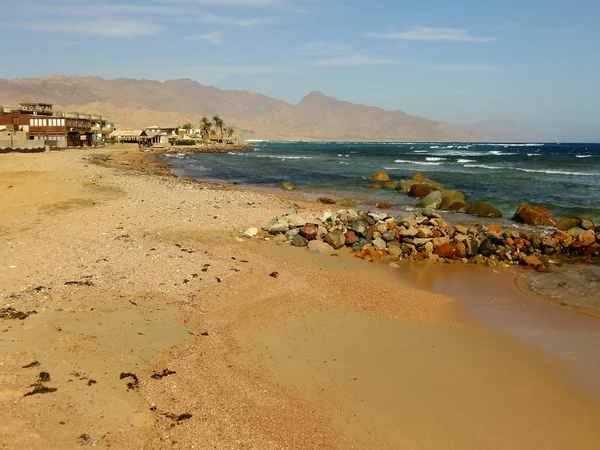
[224,127,235,140]
[213,115,224,142]
[200,117,212,140]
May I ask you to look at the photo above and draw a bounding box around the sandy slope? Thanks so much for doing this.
[1,147,599,449]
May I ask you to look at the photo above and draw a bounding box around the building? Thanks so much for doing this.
[0,103,114,147]
[108,130,148,144]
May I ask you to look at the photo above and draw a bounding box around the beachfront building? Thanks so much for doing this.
[0,102,114,147]
[108,130,148,144]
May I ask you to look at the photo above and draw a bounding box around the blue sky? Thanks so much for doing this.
[3,0,600,141]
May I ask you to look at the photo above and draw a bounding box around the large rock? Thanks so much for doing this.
[317,197,336,204]
[556,217,580,231]
[409,184,439,199]
[434,243,458,258]
[349,220,369,237]
[268,220,289,234]
[447,202,469,212]
[299,223,318,240]
[440,190,466,209]
[383,181,399,190]
[478,238,496,257]
[324,230,346,249]
[412,172,444,190]
[286,214,307,227]
[364,184,382,189]
[396,180,414,193]
[467,202,503,218]
[513,203,557,227]
[418,191,443,209]
[281,182,295,190]
[308,240,335,253]
[372,171,390,182]
[372,238,387,251]
[345,230,359,245]
[292,234,309,247]
[338,198,356,208]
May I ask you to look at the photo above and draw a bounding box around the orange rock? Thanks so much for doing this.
[372,171,390,182]
[377,202,391,209]
[364,184,382,189]
[579,231,597,246]
[387,221,397,230]
[455,241,467,258]
[408,184,438,199]
[432,236,450,248]
[299,223,318,241]
[523,255,543,267]
[513,203,557,227]
[367,248,382,260]
[487,224,502,233]
[345,230,359,245]
[355,251,366,259]
[434,243,458,258]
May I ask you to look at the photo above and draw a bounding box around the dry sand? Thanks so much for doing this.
[1,147,600,449]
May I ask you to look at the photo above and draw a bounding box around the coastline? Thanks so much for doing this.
[2,146,600,448]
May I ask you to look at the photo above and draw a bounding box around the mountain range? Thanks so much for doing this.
[0,76,538,142]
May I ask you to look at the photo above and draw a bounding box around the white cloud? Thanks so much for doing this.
[368,27,495,42]
[199,12,273,26]
[189,31,224,44]
[15,19,165,37]
[315,54,400,67]
[437,64,504,72]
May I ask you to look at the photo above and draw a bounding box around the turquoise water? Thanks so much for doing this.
[165,142,600,221]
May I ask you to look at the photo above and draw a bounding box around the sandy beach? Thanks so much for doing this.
[2,146,600,449]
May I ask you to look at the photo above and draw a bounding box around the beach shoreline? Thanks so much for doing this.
[2,146,600,449]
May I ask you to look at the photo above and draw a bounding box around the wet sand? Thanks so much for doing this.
[1,147,600,449]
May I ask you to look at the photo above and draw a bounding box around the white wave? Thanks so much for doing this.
[489,150,516,156]
[414,150,429,153]
[457,159,476,163]
[244,139,269,143]
[392,160,444,166]
[339,161,350,165]
[457,145,472,149]
[254,154,314,160]
[464,164,598,176]
[527,153,541,156]
[576,155,593,158]
[425,157,447,161]
[446,145,455,148]
[429,145,440,149]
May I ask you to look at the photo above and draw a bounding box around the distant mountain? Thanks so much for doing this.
[0,76,482,142]
[461,120,545,143]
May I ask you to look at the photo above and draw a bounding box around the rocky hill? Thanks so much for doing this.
[0,76,482,142]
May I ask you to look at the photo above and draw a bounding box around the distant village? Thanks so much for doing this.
[0,102,239,152]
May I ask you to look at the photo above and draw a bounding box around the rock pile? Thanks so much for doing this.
[256,207,600,270]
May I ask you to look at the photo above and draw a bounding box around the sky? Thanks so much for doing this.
[3,0,600,141]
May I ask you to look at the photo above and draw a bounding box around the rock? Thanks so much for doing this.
[416,228,433,238]
[523,255,544,268]
[285,229,299,240]
[556,217,581,231]
[268,220,289,234]
[581,218,595,230]
[364,184,382,189]
[513,203,557,227]
[299,223,318,241]
[318,226,328,239]
[338,198,356,208]
[423,241,434,254]
[400,227,419,237]
[292,234,309,247]
[418,191,443,209]
[434,243,458,258]
[388,246,402,258]
[447,202,469,212]
[421,208,437,219]
[412,172,444,190]
[308,240,335,253]
[478,238,496,257]
[317,197,336,204]
[467,202,503,218]
[377,202,391,209]
[413,238,432,246]
[372,171,390,182]
[382,231,396,242]
[455,241,467,258]
[345,230,359,245]
[243,227,258,238]
[286,214,307,228]
[349,220,369,237]
[409,184,439,199]
[383,181,399,190]
[455,224,468,235]
[271,234,288,244]
[440,190,466,209]
[432,236,450,248]
[396,180,414,193]
[372,238,387,251]
[324,230,346,249]
[351,239,368,252]
[579,231,597,246]
[281,182,295,191]
[487,224,502,233]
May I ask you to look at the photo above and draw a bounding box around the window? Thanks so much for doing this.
[60,119,65,127]
[42,119,47,126]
